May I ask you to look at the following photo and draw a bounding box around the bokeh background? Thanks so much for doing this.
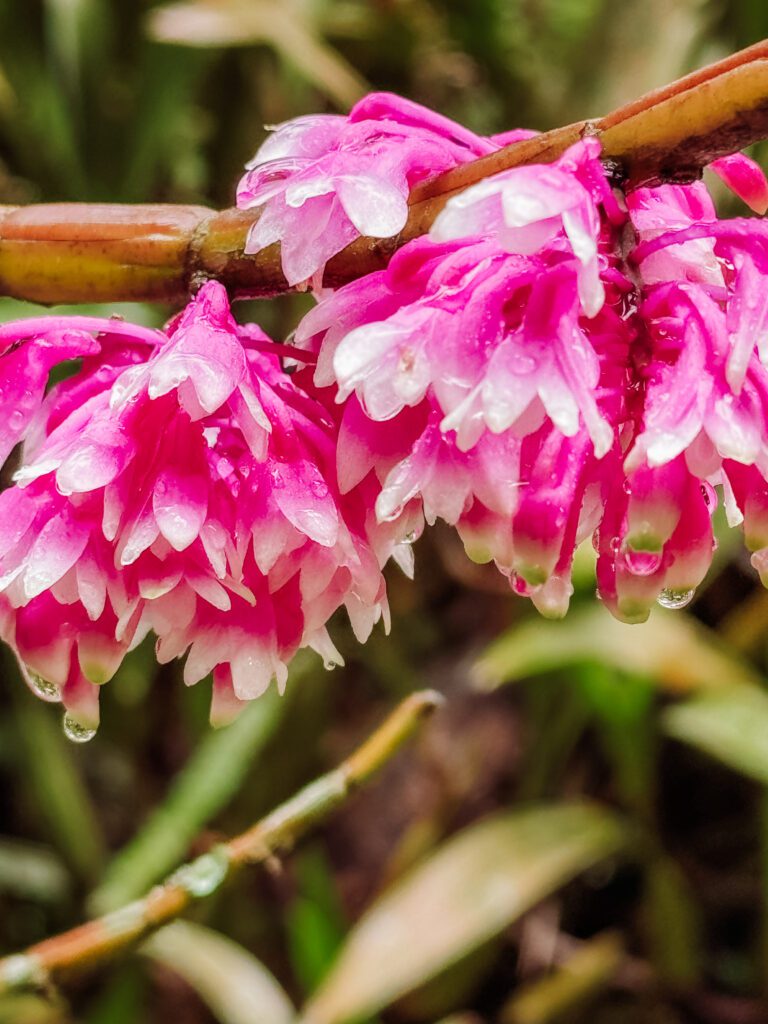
[3,2,768,1022]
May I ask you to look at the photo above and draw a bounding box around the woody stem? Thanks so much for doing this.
[2,40,768,305]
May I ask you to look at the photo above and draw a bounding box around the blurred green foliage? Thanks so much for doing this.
[4,1,768,1023]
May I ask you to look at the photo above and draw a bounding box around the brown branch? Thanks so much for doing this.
[2,41,768,305]
[0,689,443,996]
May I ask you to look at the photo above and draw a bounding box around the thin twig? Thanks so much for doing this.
[2,40,768,305]
[0,689,443,997]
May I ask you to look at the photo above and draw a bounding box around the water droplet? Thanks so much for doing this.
[657,587,695,610]
[28,672,60,702]
[700,481,717,513]
[623,548,662,576]
[62,713,97,743]
[309,479,329,499]
[171,847,230,897]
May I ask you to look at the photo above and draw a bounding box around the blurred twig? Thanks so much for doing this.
[500,932,624,1024]
[3,39,768,303]
[0,690,442,997]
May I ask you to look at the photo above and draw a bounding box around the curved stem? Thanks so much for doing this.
[3,42,768,305]
[0,689,443,996]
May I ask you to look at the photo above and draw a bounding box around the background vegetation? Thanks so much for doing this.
[3,1,768,1021]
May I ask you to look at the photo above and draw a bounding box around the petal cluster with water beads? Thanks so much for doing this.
[6,92,768,731]
[237,91,534,287]
[295,139,768,623]
[0,283,403,731]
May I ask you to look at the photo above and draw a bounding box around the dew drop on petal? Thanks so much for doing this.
[623,548,662,577]
[29,672,61,702]
[657,587,695,610]
[62,713,97,743]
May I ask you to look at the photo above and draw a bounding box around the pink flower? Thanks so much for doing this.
[294,139,768,623]
[6,89,768,726]
[430,137,621,318]
[237,92,525,287]
[0,283,405,729]
[295,141,632,618]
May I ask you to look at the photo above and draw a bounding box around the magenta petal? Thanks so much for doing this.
[710,153,768,215]
[271,459,339,547]
[153,467,208,551]
[22,510,90,600]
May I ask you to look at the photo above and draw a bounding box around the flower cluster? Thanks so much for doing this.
[293,136,768,623]
[0,283,413,731]
[5,90,768,730]
[237,91,534,287]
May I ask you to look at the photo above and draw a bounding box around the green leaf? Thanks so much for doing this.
[148,0,368,107]
[643,856,702,987]
[576,666,656,815]
[0,837,70,903]
[89,686,285,913]
[663,683,768,784]
[300,804,627,1024]
[144,921,295,1024]
[0,994,69,1024]
[85,963,147,1024]
[499,931,623,1024]
[287,847,347,992]
[474,606,761,694]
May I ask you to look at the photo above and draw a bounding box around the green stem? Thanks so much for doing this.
[0,689,442,997]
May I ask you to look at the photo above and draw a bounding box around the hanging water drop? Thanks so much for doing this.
[62,713,97,743]
[28,672,60,701]
[657,587,695,610]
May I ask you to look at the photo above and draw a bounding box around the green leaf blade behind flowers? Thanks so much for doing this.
[147,0,369,108]
[143,921,296,1024]
[300,803,628,1024]
[663,683,768,784]
[474,606,762,695]
[89,684,286,914]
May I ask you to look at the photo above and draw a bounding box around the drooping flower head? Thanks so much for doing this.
[294,139,631,617]
[0,283,409,730]
[293,136,768,623]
